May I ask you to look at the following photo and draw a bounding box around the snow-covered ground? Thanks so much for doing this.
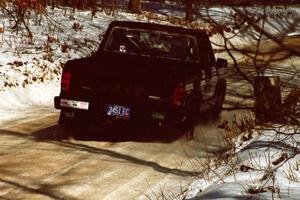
[0,82,59,125]
[0,7,141,123]
[184,125,300,200]
[0,3,300,200]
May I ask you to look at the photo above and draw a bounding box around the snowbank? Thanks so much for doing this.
[184,125,300,200]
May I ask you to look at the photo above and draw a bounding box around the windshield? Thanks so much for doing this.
[104,26,199,62]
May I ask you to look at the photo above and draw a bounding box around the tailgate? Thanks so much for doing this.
[62,53,199,106]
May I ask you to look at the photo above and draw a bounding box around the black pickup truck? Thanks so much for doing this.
[54,20,227,137]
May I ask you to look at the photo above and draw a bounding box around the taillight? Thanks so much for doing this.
[173,85,186,106]
[61,71,71,93]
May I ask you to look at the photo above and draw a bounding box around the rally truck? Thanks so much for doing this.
[54,20,227,137]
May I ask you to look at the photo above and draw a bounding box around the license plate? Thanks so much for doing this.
[106,104,131,120]
[60,99,89,110]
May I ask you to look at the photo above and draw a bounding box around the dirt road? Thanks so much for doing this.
[0,105,235,200]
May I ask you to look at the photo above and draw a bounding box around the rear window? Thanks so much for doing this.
[104,26,199,62]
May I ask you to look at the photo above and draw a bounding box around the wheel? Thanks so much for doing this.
[53,112,72,139]
[58,110,91,140]
[184,124,195,140]
[70,122,89,140]
[178,116,195,140]
[58,111,65,124]
[52,124,72,139]
[182,97,197,139]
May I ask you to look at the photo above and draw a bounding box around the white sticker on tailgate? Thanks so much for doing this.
[60,99,89,110]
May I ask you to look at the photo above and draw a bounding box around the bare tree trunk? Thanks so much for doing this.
[185,0,193,21]
[128,0,141,14]
[51,0,55,10]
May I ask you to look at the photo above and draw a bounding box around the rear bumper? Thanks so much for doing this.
[54,96,185,127]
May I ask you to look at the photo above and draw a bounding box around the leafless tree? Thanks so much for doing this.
[0,0,49,38]
[185,0,193,21]
[129,0,141,14]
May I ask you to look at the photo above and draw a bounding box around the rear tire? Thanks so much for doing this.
[58,111,65,124]
[182,97,197,139]
[55,111,72,139]
[70,123,88,140]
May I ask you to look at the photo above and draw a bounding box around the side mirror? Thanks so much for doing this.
[216,58,228,69]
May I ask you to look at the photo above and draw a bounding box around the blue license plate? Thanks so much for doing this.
[106,104,131,120]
